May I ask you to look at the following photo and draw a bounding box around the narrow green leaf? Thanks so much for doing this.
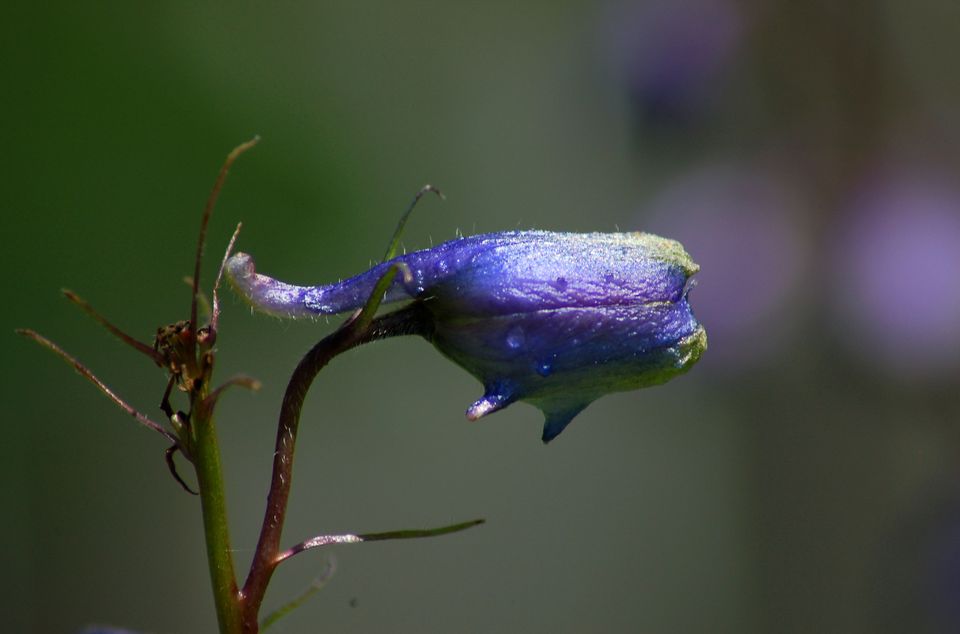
[260,558,337,631]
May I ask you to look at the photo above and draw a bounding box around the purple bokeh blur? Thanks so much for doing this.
[604,0,745,126]
[831,169,960,379]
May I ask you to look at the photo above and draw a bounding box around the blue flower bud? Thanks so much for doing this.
[227,231,705,442]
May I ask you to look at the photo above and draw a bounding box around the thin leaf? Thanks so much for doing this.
[358,518,486,543]
[260,557,337,631]
[190,136,260,353]
[382,184,443,261]
[16,329,176,443]
[199,374,262,415]
[62,289,163,364]
[275,518,485,564]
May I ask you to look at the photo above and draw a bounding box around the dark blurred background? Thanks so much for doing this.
[3,1,960,632]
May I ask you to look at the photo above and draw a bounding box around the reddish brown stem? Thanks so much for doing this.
[239,300,433,632]
[190,137,259,356]
[239,318,369,629]
[62,289,164,364]
[16,329,177,443]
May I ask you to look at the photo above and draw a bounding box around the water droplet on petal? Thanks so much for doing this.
[536,361,553,377]
[506,326,525,350]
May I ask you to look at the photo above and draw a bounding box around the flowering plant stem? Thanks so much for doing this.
[17,140,483,634]
[240,265,404,630]
[194,407,244,632]
[18,138,490,634]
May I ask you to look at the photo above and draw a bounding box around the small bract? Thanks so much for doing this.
[227,231,706,442]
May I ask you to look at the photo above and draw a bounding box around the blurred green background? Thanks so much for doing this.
[4,1,960,632]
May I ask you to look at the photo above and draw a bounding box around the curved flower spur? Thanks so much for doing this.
[226,190,706,442]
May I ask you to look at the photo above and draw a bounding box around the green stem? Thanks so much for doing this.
[193,410,243,634]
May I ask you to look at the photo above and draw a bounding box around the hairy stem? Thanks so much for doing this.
[188,138,259,633]
[238,188,440,630]
[240,300,432,632]
[239,325,360,630]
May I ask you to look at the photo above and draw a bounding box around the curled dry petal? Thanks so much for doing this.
[227,231,706,442]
